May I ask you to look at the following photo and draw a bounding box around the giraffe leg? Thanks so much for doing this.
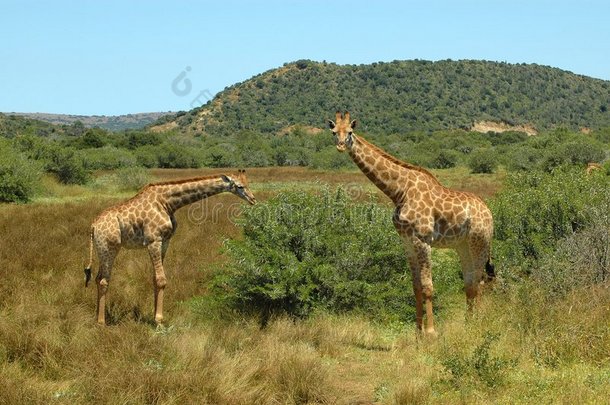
[404,238,436,337]
[95,246,118,325]
[148,240,167,325]
[408,254,424,333]
[457,245,477,311]
[458,241,487,311]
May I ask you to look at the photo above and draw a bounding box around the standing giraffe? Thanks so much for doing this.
[328,112,494,336]
[84,170,256,325]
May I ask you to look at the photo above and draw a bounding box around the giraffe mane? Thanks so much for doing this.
[147,174,229,188]
[355,136,442,186]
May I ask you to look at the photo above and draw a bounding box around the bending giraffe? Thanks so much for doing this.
[84,170,256,326]
[328,112,494,336]
[586,162,603,175]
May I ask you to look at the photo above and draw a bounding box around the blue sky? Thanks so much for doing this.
[1,0,609,115]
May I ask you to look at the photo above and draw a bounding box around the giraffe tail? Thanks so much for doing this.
[485,257,496,281]
[84,227,94,287]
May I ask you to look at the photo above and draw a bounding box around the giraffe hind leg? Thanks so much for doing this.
[457,245,479,311]
[84,267,92,287]
[95,246,119,325]
[148,240,167,326]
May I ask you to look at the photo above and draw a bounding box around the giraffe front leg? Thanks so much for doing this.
[405,238,436,337]
[148,240,167,326]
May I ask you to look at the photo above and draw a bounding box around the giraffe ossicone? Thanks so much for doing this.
[84,170,256,326]
[329,111,494,336]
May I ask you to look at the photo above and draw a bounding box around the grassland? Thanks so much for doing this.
[0,167,608,404]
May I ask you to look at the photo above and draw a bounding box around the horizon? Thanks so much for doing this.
[2,0,609,116]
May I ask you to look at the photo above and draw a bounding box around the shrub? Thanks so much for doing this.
[468,149,498,173]
[0,140,42,202]
[429,149,459,169]
[540,140,606,172]
[81,146,138,170]
[94,166,152,192]
[310,148,351,169]
[535,211,610,298]
[491,168,609,278]
[210,188,414,323]
[155,143,200,168]
[49,148,89,184]
[12,137,89,184]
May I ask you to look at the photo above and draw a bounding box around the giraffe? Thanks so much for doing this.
[328,112,494,336]
[586,162,603,175]
[84,170,256,326]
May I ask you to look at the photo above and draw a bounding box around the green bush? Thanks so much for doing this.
[209,188,414,323]
[490,168,609,277]
[81,146,137,170]
[12,136,89,184]
[94,166,152,192]
[540,140,606,172]
[0,140,42,202]
[468,149,498,174]
[49,148,89,184]
[429,149,459,169]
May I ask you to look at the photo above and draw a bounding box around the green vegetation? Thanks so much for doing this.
[1,58,609,401]
[491,168,610,290]
[8,112,170,131]
[163,59,610,135]
[0,139,42,202]
[0,168,608,403]
[210,188,410,324]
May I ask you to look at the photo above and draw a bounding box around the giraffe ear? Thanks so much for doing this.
[221,175,232,184]
[350,119,357,130]
[327,119,336,130]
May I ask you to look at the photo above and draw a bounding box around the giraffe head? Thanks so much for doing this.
[222,169,257,205]
[327,111,357,152]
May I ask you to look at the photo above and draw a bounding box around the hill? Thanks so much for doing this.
[152,59,610,135]
[7,111,171,131]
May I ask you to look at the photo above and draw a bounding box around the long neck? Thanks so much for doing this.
[348,135,436,205]
[153,176,228,212]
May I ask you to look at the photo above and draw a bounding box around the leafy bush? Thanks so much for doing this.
[210,188,414,323]
[535,211,610,298]
[0,140,42,202]
[468,149,498,174]
[94,166,152,192]
[12,136,89,184]
[81,146,138,170]
[49,148,89,184]
[491,168,609,278]
[540,140,606,172]
[429,149,459,169]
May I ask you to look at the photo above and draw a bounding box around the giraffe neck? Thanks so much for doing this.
[152,176,228,212]
[348,135,439,205]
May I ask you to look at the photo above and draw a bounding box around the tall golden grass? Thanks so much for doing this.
[0,168,608,404]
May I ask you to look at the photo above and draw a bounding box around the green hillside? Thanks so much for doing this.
[8,112,171,131]
[158,59,610,135]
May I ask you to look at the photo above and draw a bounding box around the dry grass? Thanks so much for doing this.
[0,167,608,404]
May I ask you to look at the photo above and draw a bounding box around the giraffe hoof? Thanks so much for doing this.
[423,329,438,339]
